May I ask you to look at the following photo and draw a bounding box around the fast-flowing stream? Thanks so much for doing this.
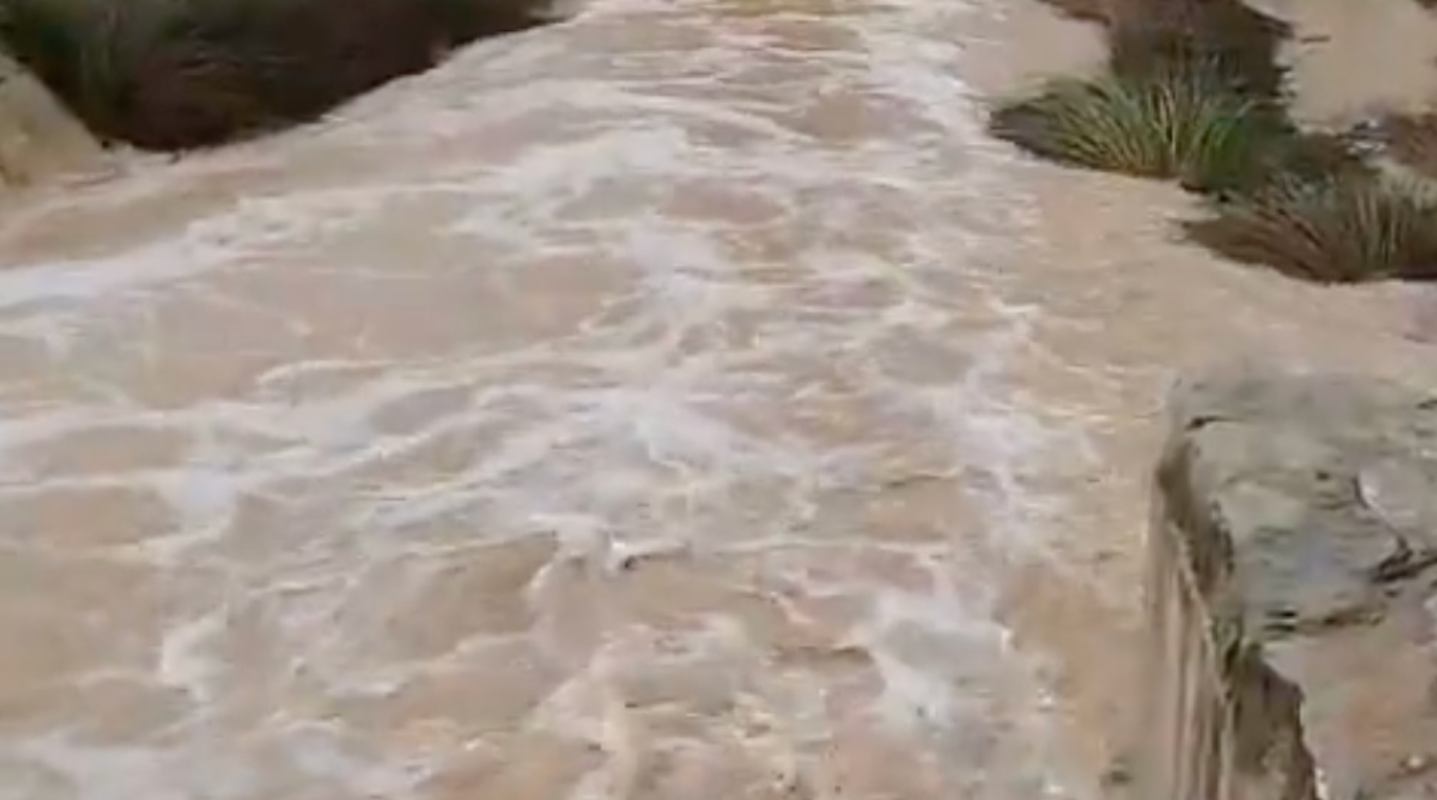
[1,1,1433,798]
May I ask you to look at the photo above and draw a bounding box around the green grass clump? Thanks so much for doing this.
[1186,176,1437,282]
[990,68,1272,193]
[988,0,1437,285]
[0,0,546,149]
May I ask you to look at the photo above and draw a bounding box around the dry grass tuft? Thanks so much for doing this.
[1186,175,1437,282]
[991,67,1275,193]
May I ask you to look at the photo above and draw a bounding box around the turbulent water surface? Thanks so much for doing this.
[1,1,1434,798]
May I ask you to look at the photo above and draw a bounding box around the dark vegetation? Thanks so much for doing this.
[0,0,550,150]
[991,68,1271,194]
[1187,177,1437,281]
[1382,112,1437,180]
[996,0,1437,283]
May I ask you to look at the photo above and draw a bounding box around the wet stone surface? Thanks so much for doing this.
[1150,368,1437,800]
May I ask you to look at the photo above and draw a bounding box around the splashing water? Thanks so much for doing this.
[2,1,1432,798]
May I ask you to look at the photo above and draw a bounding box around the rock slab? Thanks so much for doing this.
[1143,368,1437,800]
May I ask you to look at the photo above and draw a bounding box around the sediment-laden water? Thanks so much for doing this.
[1,1,1433,798]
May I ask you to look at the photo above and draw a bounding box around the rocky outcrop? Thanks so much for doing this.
[0,52,106,186]
[1143,369,1437,800]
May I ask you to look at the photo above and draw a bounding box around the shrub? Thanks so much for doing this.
[990,67,1273,192]
[1186,175,1437,282]
[0,0,547,149]
[1107,0,1289,99]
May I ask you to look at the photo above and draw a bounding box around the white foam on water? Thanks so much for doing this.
[0,0,1103,797]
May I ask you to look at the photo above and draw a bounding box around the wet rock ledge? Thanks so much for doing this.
[1143,369,1437,800]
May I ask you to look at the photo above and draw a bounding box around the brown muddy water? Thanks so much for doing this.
[1,1,1436,798]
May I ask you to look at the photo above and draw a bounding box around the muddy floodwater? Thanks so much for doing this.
[1,1,1434,798]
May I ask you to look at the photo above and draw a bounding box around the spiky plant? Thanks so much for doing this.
[1186,175,1437,282]
[990,67,1273,193]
